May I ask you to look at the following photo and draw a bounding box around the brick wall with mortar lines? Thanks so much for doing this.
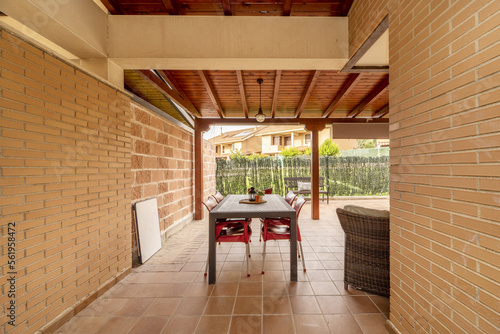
[387,1,500,333]
[203,140,216,201]
[0,29,132,334]
[130,103,216,254]
[348,0,388,58]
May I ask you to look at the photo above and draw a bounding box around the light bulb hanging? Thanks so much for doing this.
[255,78,266,123]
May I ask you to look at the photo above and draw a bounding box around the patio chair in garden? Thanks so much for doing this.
[336,205,390,297]
[202,196,252,277]
[264,188,273,194]
[261,195,307,274]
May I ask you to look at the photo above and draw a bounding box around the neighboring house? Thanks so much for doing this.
[210,125,360,157]
[209,127,263,157]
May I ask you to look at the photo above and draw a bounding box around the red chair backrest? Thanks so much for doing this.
[264,188,273,194]
[202,196,219,212]
[293,195,307,220]
[213,191,224,203]
[284,191,297,205]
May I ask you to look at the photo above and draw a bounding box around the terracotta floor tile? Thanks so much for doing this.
[289,296,321,314]
[370,295,391,314]
[343,296,380,314]
[144,298,181,316]
[233,296,262,315]
[310,281,340,295]
[333,281,367,296]
[185,283,214,297]
[114,298,155,317]
[54,316,108,334]
[194,315,231,334]
[76,298,128,317]
[94,317,138,334]
[128,316,169,334]
[238,282,262,296]
[324,314,364,334]
[287,282,314,296]
[353,313,389,334]
[211,282,239,296]
[174,297,209,316]
[203,296,236,315]
[316,296,351,314]
[262,270,285,281]
[294,314,330,334]
[263,296,292,314]
[229,315,262,334]
[161,315,200,334]
[263,282,288,297]
[262,315,295,334]
[218,270,242,282]
[306,270,332,282]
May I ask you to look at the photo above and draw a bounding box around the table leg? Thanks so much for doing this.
[208,214,216,284]
[290,215,297,282]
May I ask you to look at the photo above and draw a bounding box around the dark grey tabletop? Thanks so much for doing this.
[210,194,295,219]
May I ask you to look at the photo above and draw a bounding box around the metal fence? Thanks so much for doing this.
[216,155,389,196]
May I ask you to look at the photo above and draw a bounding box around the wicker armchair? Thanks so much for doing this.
[336,206,390,297]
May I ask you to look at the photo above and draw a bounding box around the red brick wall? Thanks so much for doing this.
[0,29,131,334]
[130,103,216,259]
[388,1,500,333]
[348,0,388,57]
[203,140,216,201]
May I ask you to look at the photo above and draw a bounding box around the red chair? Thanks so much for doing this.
[264,188,273,194]
[258,190,295,241]
[202,196,252,277]
[261,195,307,274]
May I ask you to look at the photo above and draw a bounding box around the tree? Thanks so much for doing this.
[319,138,340,156]
[357,139,376,149]
[280,147,303,157]
[229,148,250,160]
[302,147,311,155]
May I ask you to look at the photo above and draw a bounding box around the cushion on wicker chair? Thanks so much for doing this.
[343,205,390,218]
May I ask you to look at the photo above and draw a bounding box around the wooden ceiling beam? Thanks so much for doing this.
[341,0,354,16]
[295,70,320,118]
[160,0,181,15]
[100,0,123,14]
[157,70,201,117]
[198,70,225,118]
[322,73,361,118]
[372,104,389,118]
[236,71,248,118]
[197,117,388,131]
[341,15,388,72]
[271,70,282,118]
[222,0,233,15]
[347,78,389,118]
[283,0,292,16]
[136,70,201,118]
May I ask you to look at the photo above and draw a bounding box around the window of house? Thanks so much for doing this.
[272,136,282,146]
[284,136,292,146]
[215,146,219,153]
[305,134,311,145]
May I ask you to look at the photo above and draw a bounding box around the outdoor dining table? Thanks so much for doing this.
[208,194,297,284]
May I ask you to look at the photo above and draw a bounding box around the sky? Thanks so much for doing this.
[203,125,257,140]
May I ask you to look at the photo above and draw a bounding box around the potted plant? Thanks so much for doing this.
[255,190,265,202]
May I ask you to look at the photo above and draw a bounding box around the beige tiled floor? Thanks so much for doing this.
[56,198,390,334]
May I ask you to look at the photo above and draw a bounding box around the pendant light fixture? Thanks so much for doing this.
[255,78,266,123]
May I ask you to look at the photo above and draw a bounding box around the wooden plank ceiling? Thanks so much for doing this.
[104,1,389,126]
[101,0,354,16]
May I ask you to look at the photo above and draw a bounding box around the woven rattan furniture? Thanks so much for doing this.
[336,206,390,297]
